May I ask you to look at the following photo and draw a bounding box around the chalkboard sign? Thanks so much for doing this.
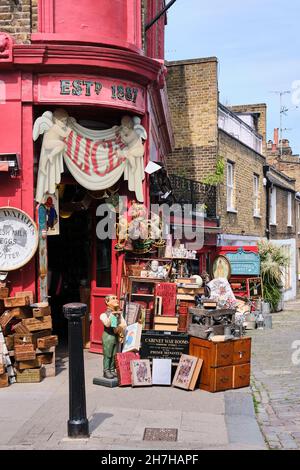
[140,331,189,363]
[225,248,260,276]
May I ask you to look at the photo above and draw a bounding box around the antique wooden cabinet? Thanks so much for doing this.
[189,337,251,392]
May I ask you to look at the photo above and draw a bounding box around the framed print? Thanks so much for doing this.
[212,255,231,280]
[130,359,152,386]
[172,354,198,390]
[246,277,263,299]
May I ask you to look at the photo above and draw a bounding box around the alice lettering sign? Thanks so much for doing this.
[0,207,38,271]
[35,75,145,113]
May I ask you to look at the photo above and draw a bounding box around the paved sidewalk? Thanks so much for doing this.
[0,347,265,450]
[250,302,300,450]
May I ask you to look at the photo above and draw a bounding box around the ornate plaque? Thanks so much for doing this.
[0,207,38,271]
[140,331,189,363]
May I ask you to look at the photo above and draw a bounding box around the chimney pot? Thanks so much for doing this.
[274,128,279,146]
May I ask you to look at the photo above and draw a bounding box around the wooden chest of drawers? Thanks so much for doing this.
[189,337,251,392]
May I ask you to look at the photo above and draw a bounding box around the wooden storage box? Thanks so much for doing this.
[16,367,42,383]
[5,335,14,351]
[14,343,36,361]
[37,335,58,349]
[22,316,52,332]
[189,336,251,392]
[4,295,31,308]
[36,352,54,365]
[14,330,52,348]
[0,310,15,329]
[16,291,34,304]
[10,307,32,319]
[32,304,51,318]
[13,322,30,335]
[0,372,9,388]
[0,287,9,299]
[17,358,41,370]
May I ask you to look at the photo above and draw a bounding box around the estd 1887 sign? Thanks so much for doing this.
[0,207,39,272]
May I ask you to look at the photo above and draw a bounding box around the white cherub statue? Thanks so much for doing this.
[33,108,72,203]
[121,116,147,203]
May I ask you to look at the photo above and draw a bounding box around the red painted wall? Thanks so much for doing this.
[0,72,35,295]
[34,0,142,52]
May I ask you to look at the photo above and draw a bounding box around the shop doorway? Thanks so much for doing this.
[47,207,92,341]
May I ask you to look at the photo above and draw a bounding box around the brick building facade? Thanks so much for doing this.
[0,0,38,43]
[264,166,297,300]
[166,58,218,180]
[166,57,267,246]
[266,130,300,285]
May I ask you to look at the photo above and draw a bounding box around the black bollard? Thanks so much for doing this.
[63,302,89,438]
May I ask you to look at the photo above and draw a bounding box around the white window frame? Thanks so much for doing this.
[287,192,293,227]
[253,174,260,217]
[270,186,277,225]
[227,161,235,212]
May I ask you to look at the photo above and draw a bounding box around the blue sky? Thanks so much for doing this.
[165,0,300,154]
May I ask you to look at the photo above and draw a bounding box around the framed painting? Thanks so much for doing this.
[246,277,263,299]
[130,359,152,387]
[172,354,198,390]
[212,255,231,280]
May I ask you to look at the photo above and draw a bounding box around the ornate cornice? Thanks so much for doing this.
[12,44,164,86]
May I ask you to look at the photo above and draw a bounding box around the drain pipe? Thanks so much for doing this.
[145,0,177,32]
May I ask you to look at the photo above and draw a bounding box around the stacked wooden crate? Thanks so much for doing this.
[0,289,58,385]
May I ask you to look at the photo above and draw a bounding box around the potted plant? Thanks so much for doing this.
[257,240,289,313]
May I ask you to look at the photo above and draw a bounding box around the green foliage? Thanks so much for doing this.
[257,240,290,311]
[202,156,225,186]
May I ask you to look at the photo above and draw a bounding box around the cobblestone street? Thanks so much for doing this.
[250,302,300,450]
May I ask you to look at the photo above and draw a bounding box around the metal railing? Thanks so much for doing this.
[169,174,217,218]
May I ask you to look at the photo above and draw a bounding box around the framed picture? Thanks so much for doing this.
[122,322,142,353]
[43,190,60,236]
[172,354,198,390]
[246,277,263,299]
[130,359,152,386]
[212,255,231,280]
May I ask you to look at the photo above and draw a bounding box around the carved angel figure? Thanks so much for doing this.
[33,109,71,203]
[120,116,147,203]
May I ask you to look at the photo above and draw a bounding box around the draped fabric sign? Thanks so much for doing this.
[33,110,147,204]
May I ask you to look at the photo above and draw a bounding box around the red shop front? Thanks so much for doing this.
[0,1,173,353]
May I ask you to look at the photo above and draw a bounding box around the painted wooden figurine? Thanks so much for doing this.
[100,295,127,380]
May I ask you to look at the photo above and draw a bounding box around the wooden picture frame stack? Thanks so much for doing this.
[0,289,58,385]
